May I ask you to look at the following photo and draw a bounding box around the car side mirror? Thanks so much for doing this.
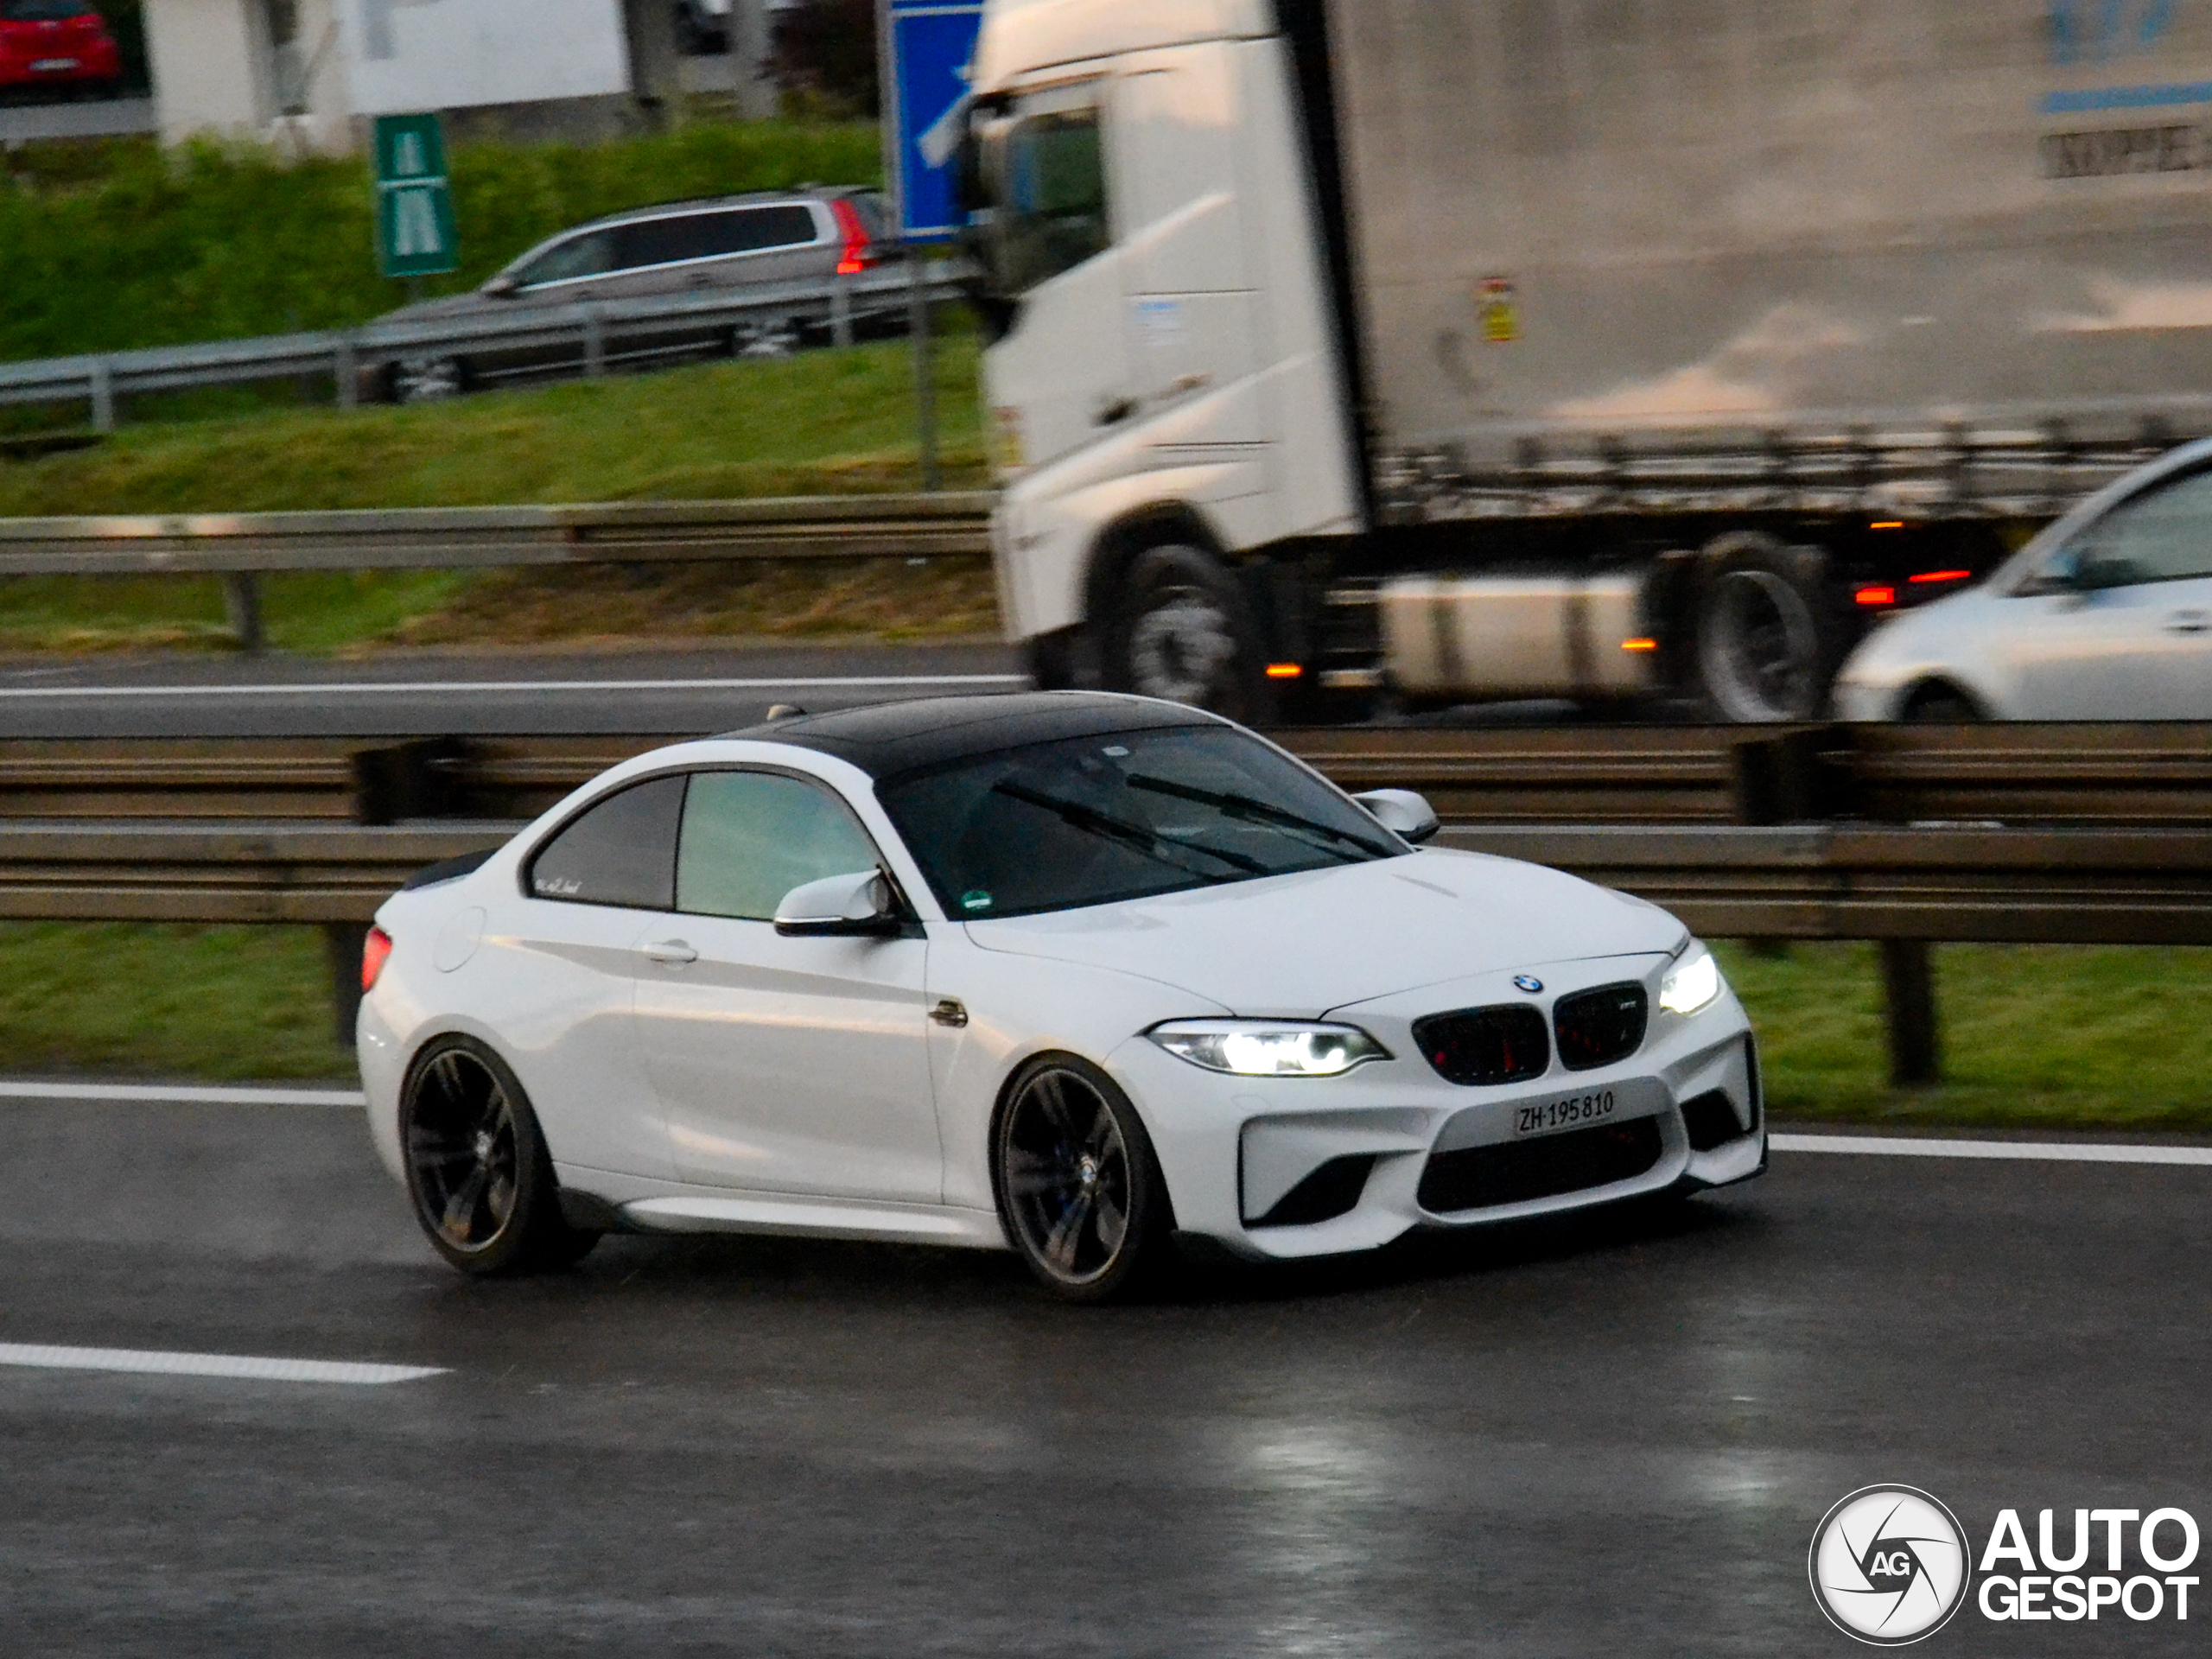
[1352,789,1440,845]
[481,273,519,299]
[774,870,902,938]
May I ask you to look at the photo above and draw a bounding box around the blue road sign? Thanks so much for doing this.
[881,0,985,243]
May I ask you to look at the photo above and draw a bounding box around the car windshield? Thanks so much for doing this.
[875,725,1404,921]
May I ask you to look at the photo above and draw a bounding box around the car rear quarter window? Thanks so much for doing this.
[676,772,880,922]
[526,776,686,910]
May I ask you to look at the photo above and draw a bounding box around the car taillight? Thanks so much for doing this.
[362,926,394,992]
[830,198,873,276]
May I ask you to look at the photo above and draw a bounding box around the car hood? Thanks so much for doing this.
[375,291,500,323]
[961,849,1687,1017]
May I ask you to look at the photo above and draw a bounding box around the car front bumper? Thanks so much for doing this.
[1109,999,1763,1264]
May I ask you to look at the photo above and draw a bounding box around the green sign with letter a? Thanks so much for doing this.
[372,112,459,279]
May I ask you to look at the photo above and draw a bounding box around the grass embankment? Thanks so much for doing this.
[1715,942,2212,1133]
[1,926,2206,1130]
[0,340,995,653]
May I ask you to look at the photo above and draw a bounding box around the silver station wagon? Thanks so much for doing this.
[364,187,899,403]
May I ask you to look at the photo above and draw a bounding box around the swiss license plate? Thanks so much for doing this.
[1515,1087,1618,1139]
[31,58,79,71]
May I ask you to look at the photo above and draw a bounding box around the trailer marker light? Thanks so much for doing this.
[1621,638,1657,652]
[1910,570,1972,585]
[1856,586,1897,607]
[1871,521,1906,531]
[1266,663,1305,680]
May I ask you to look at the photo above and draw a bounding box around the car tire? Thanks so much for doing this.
[1694,532,1840,723]
[993,1054,1173,1304]
[399,1035,599,1276]
[1902,683,1984,724]
[1108,541,1264,721]
[392,355,467,404]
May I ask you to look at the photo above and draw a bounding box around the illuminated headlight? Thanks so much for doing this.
[1147,1020,1392,1077]
[1659,943,1724,1016]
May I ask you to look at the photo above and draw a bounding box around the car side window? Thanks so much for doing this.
[981,90,1110,296]
[526,776,686,909]
[676,772,881,922]
[513,230,617,289]
[2075,469,2212,588]
[613,206,821,270]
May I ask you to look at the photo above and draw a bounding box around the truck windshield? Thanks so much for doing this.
[875,726,1402,922]
[979,102,1109,296]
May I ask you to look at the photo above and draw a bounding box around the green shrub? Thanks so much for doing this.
[0,121,880,363]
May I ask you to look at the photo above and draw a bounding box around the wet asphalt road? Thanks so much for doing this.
[0,1096,2206,1656]
[0,644,1028,739]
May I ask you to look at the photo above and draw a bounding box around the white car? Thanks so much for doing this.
[359,694,1764,1301]
[1835,438,2212,721]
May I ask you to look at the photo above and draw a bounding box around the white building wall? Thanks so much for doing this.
[144,0,270,143]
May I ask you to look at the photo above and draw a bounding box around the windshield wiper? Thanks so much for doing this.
[991,781,1267,877]
[1123,775,1395,860]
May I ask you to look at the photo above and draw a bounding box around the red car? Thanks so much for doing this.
[0,0,120,99]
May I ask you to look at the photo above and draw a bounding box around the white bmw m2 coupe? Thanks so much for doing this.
[359,694,1764,1300]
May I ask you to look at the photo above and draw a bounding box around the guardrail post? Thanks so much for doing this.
[88,359,116,433]
[335,335,359,410]
[582,306,607,379]
[1879,939,1942,1087]
[322,921,369,1048]
[221,574,264,653]
[831,275,853,349]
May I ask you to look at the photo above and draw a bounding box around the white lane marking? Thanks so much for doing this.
[0,674,1028,701]
[0,1081,364,1107]
[1772,1133,2212,1166]
[0,1344,445,1385]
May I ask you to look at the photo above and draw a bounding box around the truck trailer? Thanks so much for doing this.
[959,0,2212,722]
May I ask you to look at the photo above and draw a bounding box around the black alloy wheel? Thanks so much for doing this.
[995,1056,1170,1303]
[1113,542,1262,721]
[400,1037,596,1275]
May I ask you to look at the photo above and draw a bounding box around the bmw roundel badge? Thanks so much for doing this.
[1513,976,1545,995]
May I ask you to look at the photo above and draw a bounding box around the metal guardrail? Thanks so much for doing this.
[1,723,2204,1064]
[0,493,996,578]
[0,266,969,430]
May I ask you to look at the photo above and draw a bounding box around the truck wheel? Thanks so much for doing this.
[1694,534,1837,722]
[1111,543,1262,720]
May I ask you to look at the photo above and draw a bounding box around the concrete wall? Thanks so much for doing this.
[144,0,353,151]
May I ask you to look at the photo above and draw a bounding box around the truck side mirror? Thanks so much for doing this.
[774,870,902,938]
[1352,789,1440,845]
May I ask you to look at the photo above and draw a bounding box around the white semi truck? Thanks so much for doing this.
[958,0,2212,722]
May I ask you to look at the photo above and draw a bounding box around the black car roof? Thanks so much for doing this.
[721,692,1224,780]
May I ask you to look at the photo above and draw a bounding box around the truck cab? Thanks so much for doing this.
[965,0,1361,721]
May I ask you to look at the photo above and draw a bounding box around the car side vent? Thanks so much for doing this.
[1413,1004,1549,1087]
[1554,982,1649,1071]
[1681,1090,1749,1152]
[1249,1155,1376,1229]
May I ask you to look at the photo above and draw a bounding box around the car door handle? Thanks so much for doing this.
[2167,610,2209,635]
[1093,396,1138,428]
[642,939,699,965]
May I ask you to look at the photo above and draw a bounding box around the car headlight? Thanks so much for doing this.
[1659,943,1724,1016]
[1147,1020,1392,1077]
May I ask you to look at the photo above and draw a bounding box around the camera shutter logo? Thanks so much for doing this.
[1809,1486,1972,1645]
